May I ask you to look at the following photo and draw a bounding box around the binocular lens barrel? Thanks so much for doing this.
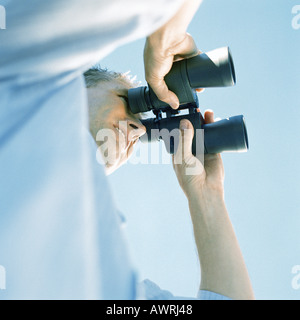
[128,47,236,114]
[140,115,249,155]
[203,115,248,154]
[186,47,236,88]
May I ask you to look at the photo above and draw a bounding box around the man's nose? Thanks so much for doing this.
[127,119,146,140]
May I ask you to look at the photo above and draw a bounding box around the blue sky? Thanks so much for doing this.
[100,0,300,299]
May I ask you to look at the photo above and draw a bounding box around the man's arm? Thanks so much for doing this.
[173,111,255,300]
[144,0,202,109]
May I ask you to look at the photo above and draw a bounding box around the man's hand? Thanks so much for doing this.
[144,0,202,109]
[172,110,225,201]
[144,33,199,109]
[172,110,255,300]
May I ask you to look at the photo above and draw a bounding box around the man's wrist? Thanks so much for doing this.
[187,187,226,216]
[146,0,202,50]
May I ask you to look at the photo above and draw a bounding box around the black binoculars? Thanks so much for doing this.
[128,47,249,155]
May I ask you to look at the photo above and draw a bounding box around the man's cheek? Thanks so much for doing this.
[96,129,119,166]
[125,143,135,161]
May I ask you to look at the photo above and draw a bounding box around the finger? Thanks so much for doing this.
[195,88,205,93]
[180,119,194,159]
[174,119,194,165]
[204,109,214,124]
[144,49,180,109]
[172,34,200,61]
[147,76,179,109]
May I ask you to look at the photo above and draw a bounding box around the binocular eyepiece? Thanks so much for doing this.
[128,47,249,155]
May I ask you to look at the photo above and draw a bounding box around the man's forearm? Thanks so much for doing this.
[188,191,255,300]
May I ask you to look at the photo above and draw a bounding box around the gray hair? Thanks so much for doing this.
[84,65,139,88]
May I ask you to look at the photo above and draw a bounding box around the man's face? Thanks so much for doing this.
[87,78,146,175]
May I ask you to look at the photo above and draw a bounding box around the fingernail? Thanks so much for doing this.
[170,98,179,109]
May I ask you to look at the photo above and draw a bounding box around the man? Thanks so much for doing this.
[0,0,253,299]
[84,67,255,299]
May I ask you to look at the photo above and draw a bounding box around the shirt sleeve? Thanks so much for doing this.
[0,0,189,300]
[0,0,185,83]
[197,290,232,300]
[138,279,232,300]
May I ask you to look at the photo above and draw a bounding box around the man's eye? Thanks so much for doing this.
[118,95,132,113]
[118,95,129,105]
[118,94,141,119]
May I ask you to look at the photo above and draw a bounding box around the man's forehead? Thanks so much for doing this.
[112,77,135,93]
[89,78,143,118]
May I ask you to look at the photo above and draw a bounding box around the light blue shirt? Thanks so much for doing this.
[0,0,230,300]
